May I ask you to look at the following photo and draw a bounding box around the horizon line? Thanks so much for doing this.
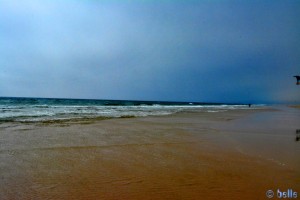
[0,95,255,105]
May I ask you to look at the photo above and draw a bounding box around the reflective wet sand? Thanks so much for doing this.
[0,107,299,199]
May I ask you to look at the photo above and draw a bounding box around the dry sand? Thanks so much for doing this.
[0,106,299,200]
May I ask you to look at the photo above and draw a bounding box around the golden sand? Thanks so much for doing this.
[0,107,299,199]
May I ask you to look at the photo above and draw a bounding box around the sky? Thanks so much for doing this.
[0,0,299,104]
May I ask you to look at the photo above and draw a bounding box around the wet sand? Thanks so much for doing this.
[0,106,299,199]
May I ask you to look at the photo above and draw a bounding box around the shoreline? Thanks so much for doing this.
[0,106,299,199]
[0,105,270,127]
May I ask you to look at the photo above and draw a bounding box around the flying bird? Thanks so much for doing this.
[294,75,300,85]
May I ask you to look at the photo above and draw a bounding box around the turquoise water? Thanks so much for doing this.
[0,97,250,122]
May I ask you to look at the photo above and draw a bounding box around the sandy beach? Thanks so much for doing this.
[0,106,299,200]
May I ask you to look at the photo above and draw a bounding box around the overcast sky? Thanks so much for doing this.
[1,0,299,103]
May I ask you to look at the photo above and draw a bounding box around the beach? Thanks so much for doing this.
[0,106,299,200]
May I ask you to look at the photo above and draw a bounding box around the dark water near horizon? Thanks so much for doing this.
[0,97,253,123]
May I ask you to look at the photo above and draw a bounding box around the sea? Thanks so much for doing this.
[0,97,254,123]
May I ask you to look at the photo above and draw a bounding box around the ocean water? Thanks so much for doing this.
[0,97,252,123]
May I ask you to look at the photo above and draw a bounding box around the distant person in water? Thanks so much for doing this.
[248,104,251,107]
[294,75,300,85]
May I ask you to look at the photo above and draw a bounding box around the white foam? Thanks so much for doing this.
[0,104,260,122]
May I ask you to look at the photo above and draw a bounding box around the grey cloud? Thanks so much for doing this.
[1,0,299,103]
